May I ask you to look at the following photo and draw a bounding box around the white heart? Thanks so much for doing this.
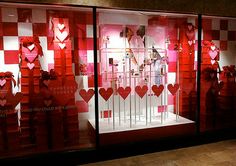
[188,40,193,46]
[58,43,66,49]
[211,60,216,65]
[211,45,216,50]
[27,44,35,51]
[27,63,35,70]
[0,99,6,106]
[0,79,6,87]
[56,31,68,42]
[58,23,65,31]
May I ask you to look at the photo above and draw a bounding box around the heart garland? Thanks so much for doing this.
[79,89,95,103]
[167,84,180,95]
[117,87,131,100]
[152,85,164,97]
[135,85,148,98]
[99,87,113,101]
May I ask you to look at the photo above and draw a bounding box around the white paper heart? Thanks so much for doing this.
[27,63,35,70]
[0,79,6,87]
[58,23,65,31]
[27,44,35,51]
[56,31,68,42]
[188,40,193,46]
[211,60,216,65]
[0,99,6,106]
[58,43,66,49]
[210,45,216,51]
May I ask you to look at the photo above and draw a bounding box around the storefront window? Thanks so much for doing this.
[94,9,198,145]
[201,16,236,131]
[0,4,95,157]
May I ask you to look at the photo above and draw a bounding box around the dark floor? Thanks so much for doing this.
[81,139,236,166]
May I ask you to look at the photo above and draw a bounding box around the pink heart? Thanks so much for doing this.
[188,40,193,46]
[209,50,217,59]
[188,25,193,31]
[211,60,216,65]
[27,63,35,70]
[0,79,6,87]
[210,45,216,50]
[58,43,66,49]
[23,46,38,63]
[56,31,68,42]
[58,23,65,31]
[0,99,6,106]
[27,44,35,51]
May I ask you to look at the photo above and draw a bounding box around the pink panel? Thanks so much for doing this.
[168,94,174,105]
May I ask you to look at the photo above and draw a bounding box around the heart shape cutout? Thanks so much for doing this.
[209,50,217,59]
[58,23,65,31]
[152,85,164,97]
[0,79,6,87]
[56,31,68,42]
[58,43,66,49]
[117,87,131,100]
[0,99,6,106]
[48,79,78,106]
[6,92,23,108]
[99,87,113,101]
[211,60,216,65]
[27,44,35,51]
[167,84,179,95]
[44,99,52,107]
[135,85,148,98]
[211,45,216,50]
[79,89,95,103]
[188,40,193,46]
[27,63,35,70]
[186,30,195,40]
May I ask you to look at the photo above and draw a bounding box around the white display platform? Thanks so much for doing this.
[89,112,194,134]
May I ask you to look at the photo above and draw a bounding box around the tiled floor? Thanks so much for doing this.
[81,139,236,166]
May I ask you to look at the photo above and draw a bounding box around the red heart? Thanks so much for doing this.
[27,63,35,70]
[0,79,6,87]
[48,79,78,106]
[209,50,218,59]
[0,99,6,106]
[79,89,95,103]
[56,31,68,42]
[117,87,131,100]
[99,87,113,101]
[152,85,164,97]
[135,85,148,98]
[167,84,179,95]
[6,92,23,108]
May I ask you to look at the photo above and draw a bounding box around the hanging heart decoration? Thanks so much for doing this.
[56,31,68,42]
[58,43,66,49]
[167,83,179,95]
[0,79,6,87]
[58,23,65,31]
[0,99,6,106]
[211,45,216,51]
[135,85,148,98]
[79,89,95,103]
[23,46,38,63]
[99,87,113,101]
[27,63,35,70]
[188,40,193,46]
[152,85,164,97]
[209,50,218,59]
[117,87,131,100]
